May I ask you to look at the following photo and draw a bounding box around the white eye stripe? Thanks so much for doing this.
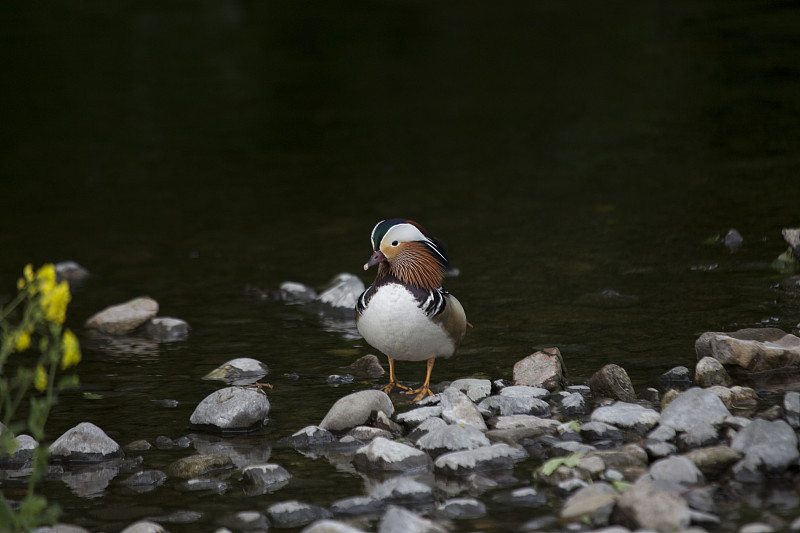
[382,223,447,264]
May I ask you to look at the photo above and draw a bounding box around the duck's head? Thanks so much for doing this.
[364,218,449,289]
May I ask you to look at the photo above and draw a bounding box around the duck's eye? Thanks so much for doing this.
[391,240,399,246]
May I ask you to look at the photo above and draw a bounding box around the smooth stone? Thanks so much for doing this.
[707,385,759,410]
[301,519,368,533]
[695,357,731,387]
[658,387,731,432]
[55,261,90,283]
[189,387,270,431]
[612,478,691,532]
[434,443,527,476]
[416,423,490,456]
[317,273,365,310]
[202,358,269,385]
[439,387,487,431]
[179,479,228,493]
[587,364,636,402]
[0,433,37,468]
[549,440,596,458]
[32,525,92,533]
[695,328,800,373]
[287,425,336,448]
[347,426,392,442]
[677,421,719,450]
[352,437,431,473]
[585,444,649,471]
[512,348,566,390]
[682,445,743,477]
[144,317,189,342]
[656,366,693,391]
[377,505,447,533]
[395,406,443,426]
[50,422,123,462]
[266,500,332,529]
[643,439,677,459]
[119,522,167,533]
[559,392,587,416]
[120,470,167,493]
[739,524,776,533]
[434,497,486,519]
[478,394,550,417]
[648,424,676,442]
[346,354,385,378]
[407,417,448,442]
[166,453,233,479]
[449,378,492,402]
[590,402,660,434]
[242,463,292,494]
[329,495,385,517]
[279,281,318,303]
[319,390,394,432]
[369,476,433,504]
[784,391,800,428]
[84,297,159,335]
[646,455,704,485]
[500,385,550,400]
[580,422,623,443]
[327,374,355,386]
[731,418,799,481]
[218,511,269,531]
[559,482,618,527]
[492,486,547,507]
[491,414,560,432]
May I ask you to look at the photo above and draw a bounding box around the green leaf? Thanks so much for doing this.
[83,392,103,400]
[611,480,632,493]
[568,420,581,432]
[563,452,584,468]
[538,452,585,477]
[57,375,80,391]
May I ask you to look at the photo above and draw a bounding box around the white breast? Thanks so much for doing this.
[357,283,456,362]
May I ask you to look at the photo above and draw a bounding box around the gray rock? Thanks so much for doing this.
[369,477,433,504]
[659,387,731,432]
[120,470,167,493]
[179,478,228,493]
[32,525,92,533]
[242,463,292,494]
[492,486,547,507]
[55,261,90,283]
[166,453,233,479]
[731,418,799,481]
[739,524,776,533]
[346,354,385,378]
[694,356,731,387]
[50,422,123,462]
[477,394,550,417]
[590,402,660,435]
[302,519,368,533]
[378,505,447,533]
[202,358,269,385]
[580,421,624,443]
[317,273,365,310]
[559,392,587,416]
[549,440,596,457]
[189,387,270,431]
[647,455,704,486]
[416,423,490,456]
[0,433,37,469]
[560,482,618,527]
[434,443,526,476]
[500,385,550,400]
[267,500,332,528]
[407,417,448,442]
[84,297,159,335]
[319,390,394,432]
[784,391,800,428]
[491,414,560,432]
[434,497,486,519]
[678,421,719,449]
[695,328,800,373]
[347,426,392,442]
[587,364,636,402]
[144,317,189,342]
[643,439,677,459]
[449,378,492,402]
[586,444,649,471]
[280,281,318,303]
[395,406,443,427]
[723,228,743,251]
[682,445,743,477]
[439,387,487,430]
[218,511,269,532]
[512,348,566,390]
[287,425,336,449]
[352,437,431,473]
[119,522,166,533]
[329,495,385,517]
[656,366,693,391]
[327,374,355,386]
[707,385,758,411]
[648,424,676,442]
[613,478,691,533]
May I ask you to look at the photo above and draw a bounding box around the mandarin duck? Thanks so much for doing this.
[355,219,467,401]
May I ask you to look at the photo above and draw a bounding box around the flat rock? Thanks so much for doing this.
[352,437,431,473]
[434,443,527,476]
[560,482,618,527]
[590,402,660,435]
[120,470,167,493]
[329,495,386,517]
[658,387,731,432]
[267,500,332,528]
[439,387,487,430]
[694,357,731,387]
[55,261,90,283]
[319,390,394,432]
[346,354,385,378]
[586,444,649,471]
[302,519,368,533]
[612,478,691,533]
[580,422,623,443]
[242,463,292,494]
[144,317,189,342]
[166,453,233,479]
[50,422,123,462]
[378,505,447,533]
[491,414,560,432]
[202,358,269,385]
[416,423,490,456]
[656,366,693,391]
[407,417,448,442]
[286,425,336,449]
[395,406,443,427]
[478,394,550,417]
[317,273,365,310]
[189,387,270,431]
[512,348,566,390]
[119,522,167,533]
[695,328,800,373]
[84,297,159,335]
[731,418,799,481]
[434,497,486,519]
[682,445,742,477]
[646,455,704,486]
[347,426,393,442]
[449,378,492,402]
[279,281,318,303]
[587,364,636,402]
[369,477,433,504]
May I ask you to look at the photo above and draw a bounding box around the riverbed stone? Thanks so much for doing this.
[166,453,233,479]
[352,437,431,473]
[491,414,560,432]
[580,421,623,444]
[658,387,731,432]
[302,519,368,533]
[279,281,318,303]
[319,390,394,432]
[559,482,617,527]
[449,378,492,402]
[512,348,565,390]
[434,497,486,519]
[585,444,649,471]
[329,495,385,517]
[50,422,123,462]
[189,387,270,431]
[348,426,392,442]
[119,522,166,533]
[378,505,447,533]
[439,387,487,430]
[656,366,693,391]
[416,423,490,457]
[682,445,742,477]
[317,273,365,310]
[433,443,527,476]
[369,476,433,505]
[202,358,269,385]
[144,317,189,342]
[558,392,587,417]
[0,433,37,469]
[784,391,800,428]
[731,418,799,482]
[587,364,636,402]
[647,455,704,486]
[407,417,448,442]
[590,402,660,436]
[707,385,758,410]
[84,297,159,335]
[346,354,385,378]
[287,426,336,449]
[695,357,732,387]
[267,500,332,528]
[695,328,800,373]
[120,470,167,493]
[242,463,292,494]
[613,478,691,533]
[395,406,443,427]
[478,394,550,417]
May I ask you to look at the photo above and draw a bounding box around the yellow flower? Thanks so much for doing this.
[35,264,56,295]
[15,331,31,352]
[24,264,34,283]
[60,329,81,370]
[41,281,70,324]
[17,277,26,291]
[34,364,48,392]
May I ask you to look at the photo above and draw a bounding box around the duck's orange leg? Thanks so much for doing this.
[404,358,435,402]
[380,357,410,393]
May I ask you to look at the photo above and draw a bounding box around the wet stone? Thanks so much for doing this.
[144,317,189,342]
[512,348,566,390]
[695,356,731,387]
[491,414,560,433]
[119,521,167,533]
[202,358,269,385]
[434,497,486,519]
[50,422,123,462]
[189,387,270,431]
[677,422,719,450]
[784,391,800,428]
[369,476,433,505]
[327,374,355,386]
[590,402,660,436]
[613,478,691,532]
[416,423,490,457]
[656,366,693,391]
[242,463,292,494]
[286,425,336,449]
[319,390,394,432]
[558,392,587,417]
[580,422,623,444]
[493,486,547,507]
[407,417,448,442]
[154,436,190,450]
[695,328,800,373]
[647,455,704,486]
[166,453,233,479]
[440,387,487,430]
[658,387,731,432]
[55,260,90,283]
[218,510,270,532]
[560,482,618,528]
[84,297,159,335]
[266,500,332,529]
[478,394,550,417]
[449,378,492,402]
[731,418,799,481]
[279,281,318,303]
[179,478,229,493]
[434,443,527,476]
[347,426,392,442]
[317,273,365,310]
[644,439,677,459]
[120,470,167,493]
[395,406,443,427]
[378,505,447,533]
[329,495,386,517]
[587,364,637,403]
[682,445,743,477]
[346,354,385,378]
[352,437,432,473]
[302,519,369,533]
[0,433,37,469]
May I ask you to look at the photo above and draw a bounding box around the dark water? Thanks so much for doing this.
[2,0,800,531]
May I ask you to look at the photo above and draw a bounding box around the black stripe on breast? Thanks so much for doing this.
[356,274,448,318]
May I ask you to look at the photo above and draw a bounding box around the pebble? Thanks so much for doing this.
[449,378,492,402]
[352,437,432,473]
[416,423,490,456]
[144,317,189,342]
[49,422,123,462]
[189,387,270,431]
[84,297,159,335]
[346,354,385,378]
[439,387,487,430]
[319,390,394,432]
[202,358,269,385]
[433,443,526,476]
[241,463,292,494]
[266,500,332,529]
[512,348,565,390]
[587,364,637,402]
